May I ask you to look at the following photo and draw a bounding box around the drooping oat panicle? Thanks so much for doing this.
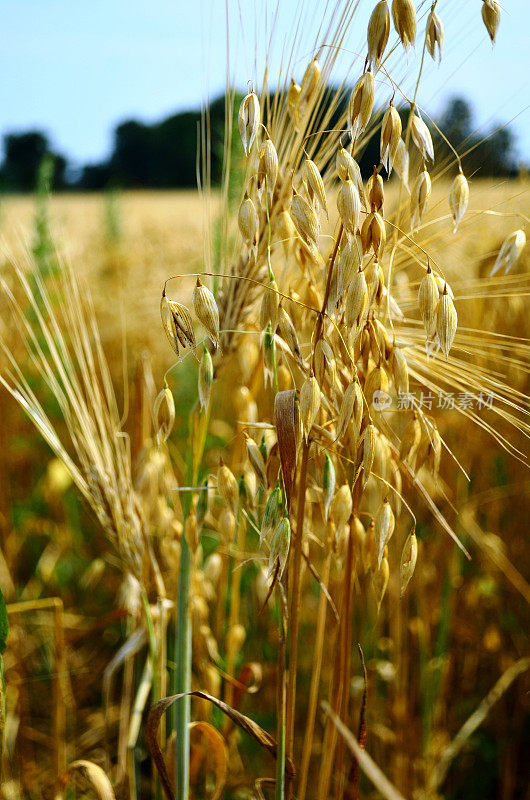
[238,90,260,156]
[436,285,458,358]
[290,191,320,248]
[491,230,526,276]
[300,374,321,440]
[393,138,410,192]
[400,527,418,596]
[411,113,434,162]
[331,484,353,538]
[198,348,213,410]
[375,498,395,567]
[322,453,336,522]
[392,0,416,49]
[367,0,390,67]
[348,71,375,141]
[418,264,439,336]
[261,485,283,546]
[304,158,328,219]
[337,179,361,239]
[245,434,268,488]
[345,266,368,328]
[238,193,259,248]
[482,0,500,43]
[426,9,444,61]
[217,458,239,514]
[257,135,279,206]
[268,517,291,580]
[361,210,386,256]
[449,171,469,233]
[380,104,402,176]
[193,278,220,349]
[161,290,197,360]
[410,169,431,232]
[154,386,175,445]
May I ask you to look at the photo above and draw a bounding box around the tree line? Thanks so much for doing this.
[0,94,519,193]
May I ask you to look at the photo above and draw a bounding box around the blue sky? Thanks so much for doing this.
[1,0,528,168]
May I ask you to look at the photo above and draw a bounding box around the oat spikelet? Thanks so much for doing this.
[426,9,444,61]
[160,291,196,360]
[278,306,301,360]
[391,0,416,49]
[345,266,368,328]
[380,104,402,176]
[193,278,220,349]
[276,209,297,256]
[362,423,377,486]
[335,380,359,441]
[391,347,409,395]
[238,193,259,248]
[482,0,500,43]
[300,374,321,440]
[287,78,301,124]
[268,517,291,579]
[299,57,321,117]
[436,285,457,358]
[449,171,469,233]
[400,528,418,596]
[217,458,239,514]
[361,210,386,256]
[399,412,422,464]
[339,236,363,290]
[304,158,328,219]
[245,434,268,488]
[238,91,260,156]
[257,135,279,206]
[373,556,389,611]
[154,386,175,445]
[375,498,395,567]
[337,179,361,239]
[410,169,431,232]
[331,485,353,538]
[260,279,280,333]
[411,114,434,162]
[418,264,438,336]
[394,138,410,192]
[198,348,213,410]
[290,191,319,248]
[491,230,526,276]
[348,71,375,141]
[367,0,390,67]
[367,169,384,212]
[261,485,283,546]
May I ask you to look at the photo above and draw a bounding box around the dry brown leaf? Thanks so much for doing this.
[189,721,228,800]
[274,390,298,510]
[147,690,295,800]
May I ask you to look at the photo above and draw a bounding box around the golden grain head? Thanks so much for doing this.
[348,70,375,140]
[426,9,444,61]
[300,374,321,439]
[367,0,390,66]
[391,0,417,49]
[375,498,395,567]
[449,171,469,233]
[481,0,501,43]
[217,458,239,514]
[410,169,432,232]
[418,265,439,336]
[337,179,361,238]
[238,90,261,156]
[410,113,434,162]
[193,278,220,349]
[436,286,458,358]
[400,528,418,596]
[380,104,402,176]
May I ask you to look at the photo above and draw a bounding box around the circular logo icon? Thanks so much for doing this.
[372,390,392,411]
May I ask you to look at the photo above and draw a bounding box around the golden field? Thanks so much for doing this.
[0,182,529,800]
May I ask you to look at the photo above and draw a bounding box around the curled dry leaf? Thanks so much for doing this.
[274,390,298,509]
[146,690,295,800]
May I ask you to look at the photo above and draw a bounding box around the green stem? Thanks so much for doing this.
[174,538,192,800]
